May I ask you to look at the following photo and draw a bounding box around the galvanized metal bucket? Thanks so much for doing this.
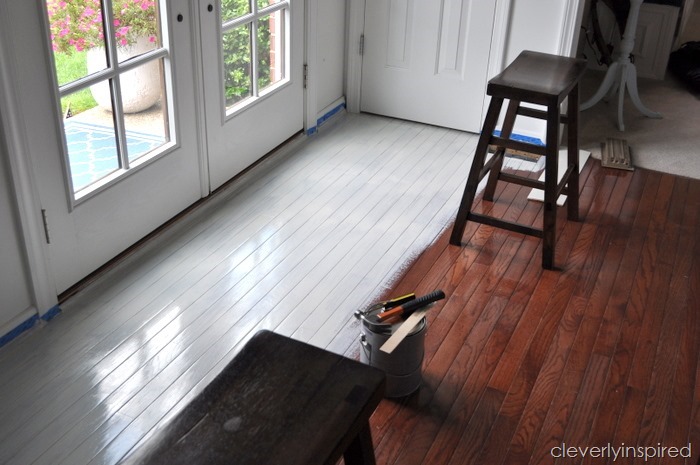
[359,309,426,398]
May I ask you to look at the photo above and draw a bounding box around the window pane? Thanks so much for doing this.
[62,88,120,191]
[114,0,161,62]
[47,0,107,84]
[46,0,178,197]
[117,57,162,113]
[257,10,285,94]
[256,0,281,9]
[123,60,170,162]
[222,0,251,22]
[59,81,99,119]
[223,24,252,109]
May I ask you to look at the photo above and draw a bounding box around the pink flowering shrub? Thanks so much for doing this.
[47,0,157,54]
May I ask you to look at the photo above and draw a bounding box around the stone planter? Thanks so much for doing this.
[87,36,161,113]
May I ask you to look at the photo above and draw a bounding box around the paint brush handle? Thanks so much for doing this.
[353,293,415,320]
[383,293,416,309]
[401,289,445,318]
[377,290,445,321]
[376,306,404,321]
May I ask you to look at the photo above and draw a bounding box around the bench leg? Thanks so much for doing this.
[343,423,376,465]
[450,97,504,245]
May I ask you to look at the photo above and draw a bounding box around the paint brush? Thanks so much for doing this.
[376,290,445,322]
[354,293,416,333]
[353,293,415,320]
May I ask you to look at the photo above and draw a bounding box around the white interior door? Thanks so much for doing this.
[6,0,203,293]
[360,0,497,132]
[199,0,304,191]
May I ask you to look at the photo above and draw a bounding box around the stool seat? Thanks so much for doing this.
[450,50,587,269]
[488,51,588,106]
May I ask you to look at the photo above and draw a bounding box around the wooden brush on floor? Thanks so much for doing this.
[602,137,634,171]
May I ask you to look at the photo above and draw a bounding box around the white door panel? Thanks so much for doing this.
[200,0,304,191]
[206,89,304,189]
[7,0,202,293]
[361,0,496,132]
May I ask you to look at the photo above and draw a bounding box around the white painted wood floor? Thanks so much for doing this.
[0,112,538,464]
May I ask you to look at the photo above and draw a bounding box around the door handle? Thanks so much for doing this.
[177,13,184,22]
[208,4,213,12]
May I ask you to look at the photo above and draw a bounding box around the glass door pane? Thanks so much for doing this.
[62,92,120,191]
[220,0,289,114]
[257,0,281,8]
[47,0,108,77]
[257,9,285,94]
[223,24,253,108]
[122,60,170,162]
[222,0,251,22]
[45,0,173,199]
[114,0,161,60]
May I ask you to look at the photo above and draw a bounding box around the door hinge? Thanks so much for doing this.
[303,63,308,89]
[359,34,365,56]
[41,208,51,244]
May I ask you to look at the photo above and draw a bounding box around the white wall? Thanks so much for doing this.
[316,0,346,114]
[504,0,569,63]
[0,119,35,333]
[501,0,582,140]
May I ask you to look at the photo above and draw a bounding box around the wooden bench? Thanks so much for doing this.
[119,330,386,465]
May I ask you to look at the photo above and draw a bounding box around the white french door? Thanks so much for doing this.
[199,0,304,191]
[360,0,497,133]
[6,0,203,293]
[4,0,304,295]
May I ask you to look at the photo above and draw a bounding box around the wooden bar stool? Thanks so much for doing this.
[450,51,587,269]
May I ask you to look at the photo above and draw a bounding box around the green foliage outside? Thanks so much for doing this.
[47,0,158,54]
[54,51,98,116]
[221,0,273,107]
[49,0,274,114]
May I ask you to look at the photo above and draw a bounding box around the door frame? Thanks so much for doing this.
[0,0,320,315]
[0,0,59,315]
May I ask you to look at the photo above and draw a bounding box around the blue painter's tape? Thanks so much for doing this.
[316,102,346,127]
[0,315,38,349]
[306,102,346,136]
[0,305,62,349]
[41,305,62,322]
[493,130,544,146]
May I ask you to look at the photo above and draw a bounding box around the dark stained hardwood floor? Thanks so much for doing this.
[344,160,700,465]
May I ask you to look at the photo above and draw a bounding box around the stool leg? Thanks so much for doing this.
[567,84,580,222]
[484,99,520,201]
[542,103,560,269]
[450,97,504,246]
